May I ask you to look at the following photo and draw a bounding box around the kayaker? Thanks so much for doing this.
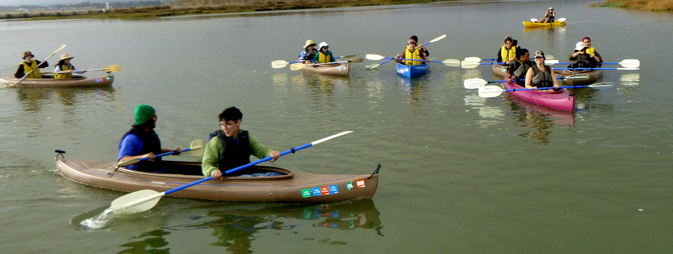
[54,54,87,79]
[298,39,318,64]
[394,39,428,65]
[313,42,336,64]
[506,48,533,86]
[582,37,603,64]
[202,106,281,179]
[568,42,599,69]
[14,51,49,79]
[538,7,556,23]
[410,35,429,58]
[118,105,182,172]
[496,36,518,65]
[524,51,559,90]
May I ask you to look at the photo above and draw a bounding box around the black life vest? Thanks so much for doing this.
[209,129,252,172]
[122,128,163,172]
[571,53,597,68]
[511,60,534,85]
[531,65,554,88]
[303,48,318,61]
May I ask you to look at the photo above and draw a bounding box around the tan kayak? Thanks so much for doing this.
[1,74,114,88]
[295,63,350,76]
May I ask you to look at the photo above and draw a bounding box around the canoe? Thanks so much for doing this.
[503,80,575,112]
[0,74,114,88]
[522,19,566,28]
[55,154,379,203]
[491,63,508,79]
[396,63,429,78]
[554,69,603,86]
[298,63,349,76]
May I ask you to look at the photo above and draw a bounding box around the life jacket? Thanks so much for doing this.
[571,53,596,68]
[19,60,42,79]
[302,48,318,61]
[500,45,517,63]
[404,46,423,65]
[121,128,163,172]
[316,51,332,63]
[209,129,252,172]
[55,64,73,79]
[512,60,534,85]
[531,65,554,87]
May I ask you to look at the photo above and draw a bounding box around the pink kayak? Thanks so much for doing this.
[503,80,575,112]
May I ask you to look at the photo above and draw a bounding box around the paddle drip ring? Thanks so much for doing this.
[291,147,296,153]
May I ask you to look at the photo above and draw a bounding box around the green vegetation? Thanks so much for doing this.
[596,0,673,12]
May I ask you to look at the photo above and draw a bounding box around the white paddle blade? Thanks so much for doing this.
[565,74,590,80]
[428,34,447,43]
[271,60,289,69]
[461,61,480,69]
[530,18,538,22]
[111,190,164,215]
[557,17,566,22]
[188,139,204,157]
[290,63,306,71]
[464,78,488,89]
[620,59,640,68]
[478,85,506,98]
[463,57,481,63]
[545,60,559,65]
[618,67,640,71]
[443,59,461,67]
[312,131,353,145]
[365,54,386,61]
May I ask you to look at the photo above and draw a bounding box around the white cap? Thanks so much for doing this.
[575,41,587,51]
[549,7,553,10]
[318,42,329,49]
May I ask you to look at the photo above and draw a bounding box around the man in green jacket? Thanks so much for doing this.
[202,106,280,179]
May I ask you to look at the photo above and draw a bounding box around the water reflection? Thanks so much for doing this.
[506,96,575,145]
[396,76,426,106]
[16,87,116,112]
[290,73,351,95]
[464,93,505,128]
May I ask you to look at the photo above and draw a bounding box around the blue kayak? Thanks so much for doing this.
[396,63,429,78]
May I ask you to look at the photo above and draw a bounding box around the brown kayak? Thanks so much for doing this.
[1,74,114,88]
[297,63,350,76]
[554,69,603,86]
[55,154,379,203]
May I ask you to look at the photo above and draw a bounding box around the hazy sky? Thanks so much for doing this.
[0,0,154,6]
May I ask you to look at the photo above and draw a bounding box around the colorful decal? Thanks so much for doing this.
[356,179,366,188]
[329,185,339,195]
[301,188,311,198]
[321,186,330,195]
[347,181,354,191]
[312,187,321,197]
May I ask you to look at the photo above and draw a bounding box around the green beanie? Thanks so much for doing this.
[134,105,156,125]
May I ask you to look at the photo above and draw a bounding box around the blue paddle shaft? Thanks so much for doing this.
[391,57,440,63]
[488,76,566,83]
[164,143,314,195]
[555,67,629,70]
[136,148,193,163]
[504,85,594,92]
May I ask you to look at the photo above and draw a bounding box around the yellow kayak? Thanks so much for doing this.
[523,19,566,28]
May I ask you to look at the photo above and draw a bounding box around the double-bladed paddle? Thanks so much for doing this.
[289,58,363,71]
[461,58,558,69]
[8,44,66,87]
[478,83,613,98]
[365,34,446,69]
[116,139,203,167]
[365,54,460,67]
[271,55,357,69]
[463,75,589,89]
[552,59,640,68]
[110,131,353,215]
[55,65,122,74]
[530,17,566,22]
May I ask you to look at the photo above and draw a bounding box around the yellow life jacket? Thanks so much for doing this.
[19,60,42,79]
[316,51,333,63]
[585,47,596,56]
[55,64,73,79]
[500,45,517,62]
[404,46,423,65]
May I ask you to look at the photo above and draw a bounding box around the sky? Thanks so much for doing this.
[0,0,161,6]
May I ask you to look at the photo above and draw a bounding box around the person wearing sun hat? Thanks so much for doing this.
[298,39,318,64]
[538,7,556,23]
[14,51,49,79]
[54,53,87,79]
[312,42,336,64]
[524,50,559,90]
[117,105,182,172]
[568,41,599,68]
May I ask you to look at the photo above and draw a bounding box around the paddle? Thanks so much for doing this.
[271,55,357,69]
[365,34,447,69]
[461,60,558,69]
[478,83,613,98]
[55,65,121,74]
[8,44,66,87]
[553,59,640,68]
[289,58,362,71]
[464,75,590,89]
[116,139,203,167]
[110,131,353,215]
[365,54,460,67]
[530,17,565,22]
[554,67,639,71]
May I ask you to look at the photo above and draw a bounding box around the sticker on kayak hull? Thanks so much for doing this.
[301,185,339,198]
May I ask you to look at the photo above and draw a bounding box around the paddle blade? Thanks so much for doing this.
[428,34,447,43]
[338,54,357,59]
[530,18,538,22]
[620,59,640,68]
[365,63,381,69]
[443,59,461,67]
[365,54,386,61]
[557,17,566,22]
[564,74,590,80]
[102,65,122,73]
[271,60,290,69]
[545,60,559,65]
[461,61,480,69]
[111,190,163,215]
[290,63,306,71]
[348,58,364,63]
[188,139,204,157]
[312,131,353,145]
[464,78,488,89]
[463,57,481,63]
[478,85,506,98]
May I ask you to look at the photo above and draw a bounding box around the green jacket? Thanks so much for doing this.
[202,130,273,177]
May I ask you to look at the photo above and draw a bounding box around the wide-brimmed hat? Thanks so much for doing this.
[23,51,34,59]
[303,39,316,49]
[575,42,587,51]
[60,53,74,61]
[534,50,545,59]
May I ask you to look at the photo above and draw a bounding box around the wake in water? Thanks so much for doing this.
[80,207,114,229]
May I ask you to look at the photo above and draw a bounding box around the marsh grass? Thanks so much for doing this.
[599,0,673,11]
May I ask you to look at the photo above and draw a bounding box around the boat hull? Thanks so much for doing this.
[555,69,603,86]
[491,63,508,79]
[396,63,429,78]
[503,80,575,112]
[56,158,379,203]
[523,20,566,28]
[0,74,114,88]
[299,63,349,76]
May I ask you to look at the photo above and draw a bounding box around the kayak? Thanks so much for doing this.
[396,63,429,78]
[55,154,380,203]
[555,69,603,86]
[491,63,508,79]
[522,19,566,28]
[503,80,575,112]
[298,63,349,76]
[0,74,114,88]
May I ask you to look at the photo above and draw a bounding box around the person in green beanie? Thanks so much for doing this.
[117,105,182,172]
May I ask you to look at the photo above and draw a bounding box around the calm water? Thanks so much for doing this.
[1,0,672,253]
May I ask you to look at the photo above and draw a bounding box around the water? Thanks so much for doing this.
[1,0,672,253]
